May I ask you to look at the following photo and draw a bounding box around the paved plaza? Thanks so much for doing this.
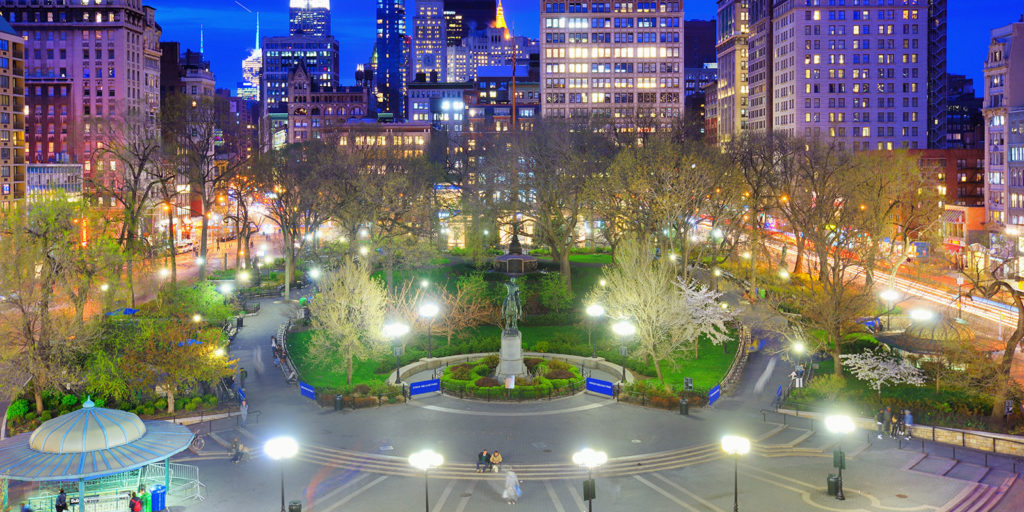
[143,290,1024,512]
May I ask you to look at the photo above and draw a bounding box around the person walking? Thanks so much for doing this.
[19,502,32,512]
[137,485,151,512]
[489,450,503,473]
[503,468,521,504]
[875,408,885,439]
[476,450,489,473]
[903,409,914,440]
[240,399,248,427]
[882,406,893,438]
[128,492,142,512]
[239,367,248,390]
[55,489,66,512]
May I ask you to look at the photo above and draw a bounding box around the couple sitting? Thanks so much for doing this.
[475,449,503,473]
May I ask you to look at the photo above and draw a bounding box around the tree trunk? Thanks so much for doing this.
[126,258,136,307]
[346,354,354,385]
[73,289,88,325]
[167,207,177,285]
[167,390,175,414]
[748,231,758,299]
[681,229,691,282]
[199,210,210,281]
[793,235,805,274]
[235,228,242,269]
[991,320,1023,422]
[34,387,44,414]
[653,358,666,390]
[558,249,572,292]
[283,230,292,300]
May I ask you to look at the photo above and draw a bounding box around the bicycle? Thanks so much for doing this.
[188,425,206,453]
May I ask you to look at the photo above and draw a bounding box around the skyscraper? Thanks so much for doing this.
[261,34,340,114]
[715,0,748,142]
[290,0,331,37]
[414,0,447,82]
[0,16,24,209]
[375,0,408,119]
[539,0,685,127]
[444,0,496,32]
[444,10,465,46]
[983,20,1024,228]
[238,13,262,101]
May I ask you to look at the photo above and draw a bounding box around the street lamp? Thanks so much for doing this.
[191,313,202,323]
[611,320,636,382]
[880,289,899,331]
[264,436,299,512]
[825,414,855,500]
[99,283,110,292]
[721,435,751,512]
[909,308,934,322]
[418,303,439,358]
[420,279,429,288]
[383,322,410,383]
[572,448,607,512]
[308,267,321,280]
[585,304,605,358]
[408,450,443,512]
[598,279,607,288]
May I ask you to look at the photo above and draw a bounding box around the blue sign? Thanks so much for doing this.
[585,378,615,397]
[775,384,783,399]
[708,385,721,405]
[299,382,315,401]
[410,379,441,396]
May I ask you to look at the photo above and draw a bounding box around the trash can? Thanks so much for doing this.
[334,394,344,411]
[679,398,689,416]
[151,485,167,511]
[826,474,839,496]
[288,500,302,512]
[236,316,243,328]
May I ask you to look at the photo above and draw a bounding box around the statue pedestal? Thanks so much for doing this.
[497,330,527,379]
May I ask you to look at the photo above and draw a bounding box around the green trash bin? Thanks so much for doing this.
[288,500,302,512]
[679,398,689,415]
[827,474,839,496]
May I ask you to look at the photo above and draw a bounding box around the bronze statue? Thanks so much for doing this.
[502,277,523,333]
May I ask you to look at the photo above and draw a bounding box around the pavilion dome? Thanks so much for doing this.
[28,398,146,454]
[891,317,976,355]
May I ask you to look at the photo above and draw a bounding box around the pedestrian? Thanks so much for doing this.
[903,409,914,440]
[20,502,32,512]
[889,414,900,439]
[489,450,503,472]
[239,367,248,389]
[55,488,67,512]
[240,399,248,427]
[875,408,885,439]
[502,468,521,504]
[128,492,142,512]
[476,450,489,473]
[271,336,277,351]
[137,485,150,512]
[883,406,893,438]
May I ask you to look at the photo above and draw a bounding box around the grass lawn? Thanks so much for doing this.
[569,253,613,264]
[598,336,738,391]
[208,269,237,280]
[286,330,389,389]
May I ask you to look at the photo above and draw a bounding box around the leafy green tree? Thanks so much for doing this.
[308,258,388,385]
[538,272,573,313]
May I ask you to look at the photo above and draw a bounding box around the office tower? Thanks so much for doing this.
[0,16,24,208]
[285,65,369,143]
[714,0,748,141]
[983,20,1024,227]
[444,10,465,46]
[745,0,771,133]
[414,0,447,82]
[261,34,340,113]
[290,0,331,37]
[160,45,215,101]
[926,0,947,149]
[1,0,162,189]
[444,0,496,32]
[540,0,685,126]
[238,14,262,101]
[375,0,408,119]
[683,19,716,68]
[945,74,983,149]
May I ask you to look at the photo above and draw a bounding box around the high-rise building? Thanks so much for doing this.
[261,34,340,113]
[444,10,465,47]
[375,0,408,119]
[714,0,748,141]
[945,74,983,149]
[0,16,24,208]
[684,19,716,68]
[289,0,331,37]
[414,0,447,82]
[983,20,1024,228]
[718,0,942,151]
[285,64,369,144]
[1,0,162,190]
[540,0,684,127]
[444,0,496,32]
[237,14,261,101]
[160,45,215,101]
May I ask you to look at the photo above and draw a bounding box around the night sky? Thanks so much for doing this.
[148,0,1013,92]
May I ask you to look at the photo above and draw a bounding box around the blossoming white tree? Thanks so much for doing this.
[840,346,924,396]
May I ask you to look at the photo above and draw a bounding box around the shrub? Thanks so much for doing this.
[806,374,846,402]
[60,394,79,408]
[475,377,501,388]
[183,402,197,412]
[472,364,490,375]
[24,412,36,422]
[546,369,574,380]
[538,273,573,312]
[534,341,550,353]
[206,396,219,407]
[524,358,545,371]
[39,411,53,421]
[92,397,106,407]
[154,398,168,411]
[353,384,371,395]
[480,354,499,370]
[354,397,378,408]
[142,406,156,416]
[449,364,475,380]
[546,359,573,371]
[6,399,29,420]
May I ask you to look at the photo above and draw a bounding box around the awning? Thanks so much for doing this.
[942,210,965,223]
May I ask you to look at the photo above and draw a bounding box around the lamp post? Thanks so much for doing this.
[383,322,410,384]
[264,436,299,512]
[572,448,607,512]
[419,303,439,358]
[879,289,899,331]
[611,321,636,382]
[585,304,605,358]
[409,449,444,512]
[825,415,855,500]
[721,435,751,512]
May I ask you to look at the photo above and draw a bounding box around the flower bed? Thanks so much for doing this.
[312,382,406,409]
[439,355,586,400]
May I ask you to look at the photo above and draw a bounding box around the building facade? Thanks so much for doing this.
[539,0,686,128]
[26,162,82,203]
[444,0,496,32]
[286,64,369,143]
[983,21,1024,227]
[1,0,162,191]
[945,73,983,150]
[0,16,24,208]
[715,0,748,141]
[289,0,330,38]
[261,34,340,114]
[414,0,447,82]
[375,0,408,120]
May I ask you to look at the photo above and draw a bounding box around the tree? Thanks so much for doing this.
[589,238,733,388]
[142,320,233,413]
[92,111,165,306]
[308,258,388,385]
[436,272,501,344]
[0,195,99,412]
[840,346,924,396]
[60,208,123,324]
